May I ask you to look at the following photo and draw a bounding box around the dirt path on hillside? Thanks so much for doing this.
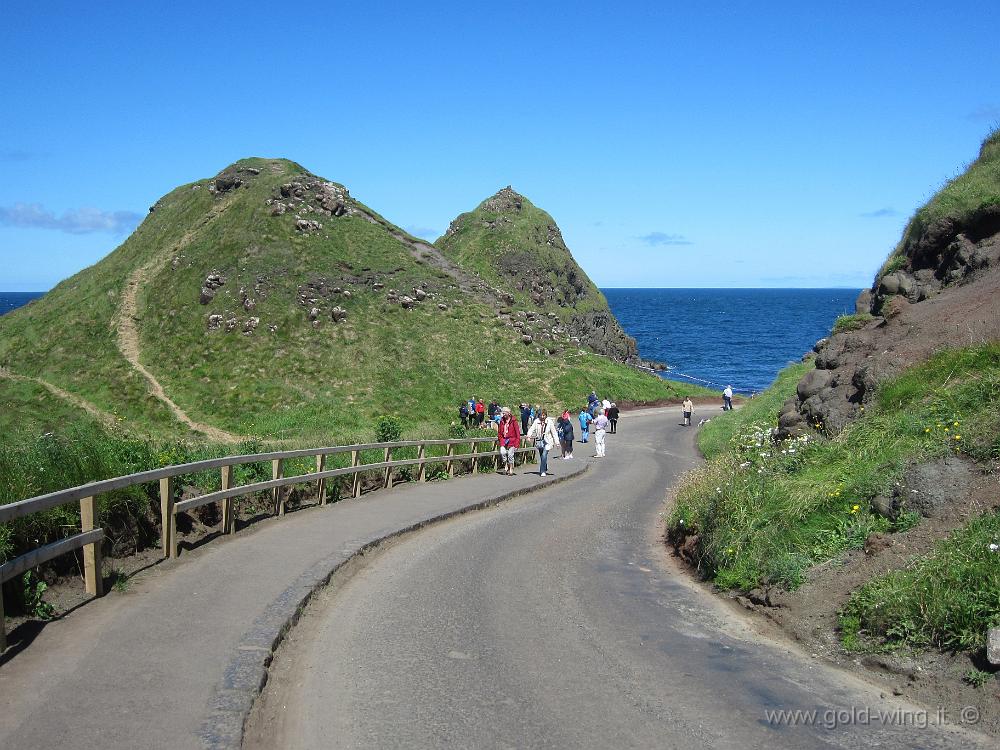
[115,198,242,444]
[0,368,119,429]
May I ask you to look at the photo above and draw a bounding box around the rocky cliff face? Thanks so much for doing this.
[778,135,1000,439]
[438,187,641,364]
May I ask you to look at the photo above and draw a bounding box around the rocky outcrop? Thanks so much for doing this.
[866,207,1000,316]
[776,210,1000,440]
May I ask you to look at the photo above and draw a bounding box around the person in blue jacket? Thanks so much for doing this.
[579,408,593,443]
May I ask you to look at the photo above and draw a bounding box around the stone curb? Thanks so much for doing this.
[196,462,589,749]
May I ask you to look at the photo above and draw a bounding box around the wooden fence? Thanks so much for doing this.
[0,435,538,651]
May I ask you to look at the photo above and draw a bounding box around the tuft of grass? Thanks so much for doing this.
[840,510,1000,653]
[669,343,1000,594]
[832,313,874,335]
[964,669,996,689]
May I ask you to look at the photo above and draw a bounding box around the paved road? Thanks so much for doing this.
[251,409,986,750]
[0,446,585,749]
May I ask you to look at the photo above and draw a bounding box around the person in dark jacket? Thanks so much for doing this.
[557,410,574,459]
[459,402,469,428]
[520,403,532,434]
[608,403,620,433]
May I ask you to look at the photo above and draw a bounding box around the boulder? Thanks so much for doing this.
[988,627,1000,666]
[899,457,977,518]
[330,306,347,322]
[308,307,320,322]
[521,334,533,344]
[295,219,322,232]
[199,287,216,305]
[399,296,415,309]
[438,303,448,310]
[855,288,873,315]
[206,314,223,331]
[215,175,241,192]
[243,317,259,334]
[414,288,427,301]
[796,369,833,401]
[225,317,238,332]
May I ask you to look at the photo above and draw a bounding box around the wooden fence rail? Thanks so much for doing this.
[0,434,539,651]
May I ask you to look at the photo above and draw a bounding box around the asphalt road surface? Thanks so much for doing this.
[249,408,986,749]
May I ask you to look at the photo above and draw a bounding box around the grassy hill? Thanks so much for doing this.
[437,187,640,362]
[0,159,686,451]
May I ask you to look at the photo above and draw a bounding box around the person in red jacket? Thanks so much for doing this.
[497,406,521,475]
[475,398,485,427]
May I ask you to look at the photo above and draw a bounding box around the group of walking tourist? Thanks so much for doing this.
[458,391,621,477]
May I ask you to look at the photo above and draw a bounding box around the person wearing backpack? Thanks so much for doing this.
[459,401,469,428]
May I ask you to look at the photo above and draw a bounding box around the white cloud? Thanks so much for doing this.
[0,203,142,234]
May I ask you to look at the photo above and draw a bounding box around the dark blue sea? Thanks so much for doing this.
[0,291,44,316]
[603,288,861,394]
[3,289,858,395]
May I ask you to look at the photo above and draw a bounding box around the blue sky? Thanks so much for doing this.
[1,1,997,291]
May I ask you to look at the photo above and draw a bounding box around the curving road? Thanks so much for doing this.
[248,408,986,749]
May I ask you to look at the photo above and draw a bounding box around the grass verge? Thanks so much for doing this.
[668,343,1000,594]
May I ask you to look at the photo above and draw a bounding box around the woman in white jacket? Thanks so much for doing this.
[527,409,559,476]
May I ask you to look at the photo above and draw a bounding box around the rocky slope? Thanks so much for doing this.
[437,187,643,363]
[0,160,678,444]
[779,132,1000,439]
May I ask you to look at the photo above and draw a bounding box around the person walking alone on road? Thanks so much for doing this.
[723,385,733,411]
[497,406,521,475]
[608,402,619,433]
[592,411,610,458]
[682,397,694,426]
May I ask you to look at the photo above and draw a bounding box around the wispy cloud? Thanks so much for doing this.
[0,203,142,234]
[860,207,900,218]
[967,105,1000,121]
[405,224,439,240]
[0,149,45,163]
[637,231,692,246]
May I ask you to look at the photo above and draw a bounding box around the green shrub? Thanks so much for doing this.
[375,415,402,443]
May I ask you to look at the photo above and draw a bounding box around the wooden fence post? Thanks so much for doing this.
[272,458,285,516]
[351,450,361,498]
[316,454,327,505]
[471,440,479,473]
[80,495,103,596]
[447,443,455,477]
[160,477,176,559]
[493,439,500,471]
[383,447,392,489]
[417,443,426,482]
[0,586,5,652]
[221,465,233,534]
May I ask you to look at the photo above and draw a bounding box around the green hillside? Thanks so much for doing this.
[437,187,640,362]
[0,159,687,449]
